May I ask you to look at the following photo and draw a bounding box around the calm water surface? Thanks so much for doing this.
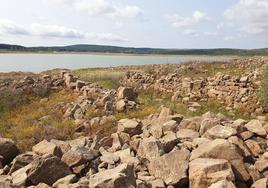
[0,53,233,73]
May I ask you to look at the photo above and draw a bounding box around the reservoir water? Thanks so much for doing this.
[0,53,232,73]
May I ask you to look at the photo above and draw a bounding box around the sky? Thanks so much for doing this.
[0,0,267,49]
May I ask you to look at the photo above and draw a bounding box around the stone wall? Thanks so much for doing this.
[121,57,268,115]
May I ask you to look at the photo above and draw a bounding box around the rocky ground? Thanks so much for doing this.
[0,56,268,188]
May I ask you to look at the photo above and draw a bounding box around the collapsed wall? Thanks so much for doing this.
[121,57,268,115]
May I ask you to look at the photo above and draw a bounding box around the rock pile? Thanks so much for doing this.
[0,74,64,97]
[0,71,139,123]
[1,107,268,187]
[61,72,139,123]
[121,58,268,115]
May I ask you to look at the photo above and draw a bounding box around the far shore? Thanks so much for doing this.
[0,50,240,58]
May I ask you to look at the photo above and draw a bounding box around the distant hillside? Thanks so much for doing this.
[0,43,267,56]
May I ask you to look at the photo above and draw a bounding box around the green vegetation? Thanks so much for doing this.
[73,68,126,89]
[0,90,77,151]
[115,90,249,121]
[1,43,268,55]
[0,89,28,115]
[0,59,264,151]
[259,66,268,109]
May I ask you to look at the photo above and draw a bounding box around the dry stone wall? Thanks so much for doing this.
[121,57,268,115]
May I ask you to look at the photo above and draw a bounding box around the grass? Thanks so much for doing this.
[114,89,250,121]
[0,89,78,151]
[258,65,268,109]
[0,72,37,82]
[1,58,263,151]
[72,68,126,89]
[0,89,29,115]
[177,61,253,79]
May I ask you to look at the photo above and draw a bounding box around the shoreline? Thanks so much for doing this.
[0,51,240,58]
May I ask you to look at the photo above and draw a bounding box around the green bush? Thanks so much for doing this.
[259,66,268,109]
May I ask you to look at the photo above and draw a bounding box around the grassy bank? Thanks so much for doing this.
[72,68,126,89]
[0,90,77,151]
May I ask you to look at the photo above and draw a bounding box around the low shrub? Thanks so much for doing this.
[1,90,77,151]
[0,89,29,114]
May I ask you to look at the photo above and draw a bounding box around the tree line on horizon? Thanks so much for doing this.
[0,43,267,56]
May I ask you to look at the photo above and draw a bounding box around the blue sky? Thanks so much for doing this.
[0,0,267,49]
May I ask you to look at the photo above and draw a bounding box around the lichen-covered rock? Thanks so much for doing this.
[204,125,237,139]
[88,163,136,188]
[117,119,142,137]
[245,120,266,136]
[27,155,72,186]
[189,158,235,188]
[32,140,62,158]
[190,139,243,161]
[208,179,236,188]
[148,149,190,186]
[61,147,99,168]
[137,137,164,161]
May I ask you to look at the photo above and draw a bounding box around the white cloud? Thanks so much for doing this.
[87,32,127,42]
[224,0,268,34]
[47,0,143,19]
[0,19,127,42]
[111,5,142,19]
[31,24,85,38]
[73,0,114,16]
[166,11,210,29]
[0,19,29,35]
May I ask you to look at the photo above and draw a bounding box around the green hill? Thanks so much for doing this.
[0,43,267,56]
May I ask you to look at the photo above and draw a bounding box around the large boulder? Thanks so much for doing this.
[208,179,236,188]
[11,163,32,187]
[32,140,62,157]
[137,137,164,161]
[160,132,180,153]
[199,118,221,135]
[190,139,243,161]
[190,138,250,182]
[88,163,136,188]
[117,87,137,101]
[9,152,35,174]
[227,136,251,158]
[251,178,267,188]
[162,120,178,133]
[117,119,142,137]
[189,158,235,188]
[204,125,237,139]
[27,155,72,186]
[52,174,77,188]
[176,129,199,141]
[148,149,190,186]
[245,120,266,136]
[61,147,99,169]
[0,138,19,165]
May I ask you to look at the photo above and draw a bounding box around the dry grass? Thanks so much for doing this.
[0,72,37,82]
[1,90,78,151]
[72,68,126,89]
[114,89,250,121]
